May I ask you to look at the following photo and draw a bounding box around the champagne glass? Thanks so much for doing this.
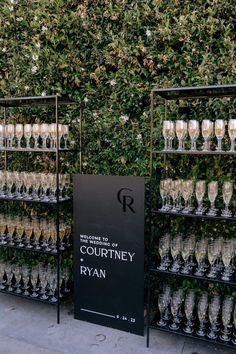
[176,120,187,151]
[220,300,233,342]
[183,293,195,333]
[157,293,167,327]
[62,124,69,149]
[0,215,7,245]
[24,124,32,149]
[195,180,206,215]
[5,124,14,148]
[188,120,199,151]
[40,123,49,148]
[40,173,50,201]
[24,174,33,200]
[13,171,24,199]
[41,219,51,252]
[0,124,5,148]
[5,171,13,198]
[182,180,192,213]
[59,222,66,251]
[21,265,30,296]
[181,239,191,274]
[30,172,40,200]
[228,119,236,152]
[48,174,57,201]
[65,222,72,247]
[169,292,180,330]
[15,217,24,247]
[32,124,40,149]
[13,266,22,294]
[169,180,179,212]
[215,119,225,151]
[15,124,23,149]
[170,235,182,272]
[208,298,220,339]
[194,239,207,276]
[30,267,39,297]
[221,241,234,281]
[158,235,170,270]
[7,215,16,246]
[39,268,49,300]
[50,223,57,253]
[232,307,236,345]
[49,123,57,149]
[5,263,14,291]
[24,219,33,249]
[222,181,233,217]
[162,120,172,151]
[196,295,208,337]
[48,272,58,303]
[201,119,214,151]
[207,242,218,278]
[33,218,41,250]
[206,181,218,216]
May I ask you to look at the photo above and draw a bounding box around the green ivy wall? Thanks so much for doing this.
[0,0,235,176]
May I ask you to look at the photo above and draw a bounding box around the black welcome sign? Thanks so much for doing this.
[73,174,144,335]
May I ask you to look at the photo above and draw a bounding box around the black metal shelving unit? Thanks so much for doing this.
[147,84,236,350]
[0,95,81,324]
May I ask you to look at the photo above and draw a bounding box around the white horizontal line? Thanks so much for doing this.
[80,308,116,318]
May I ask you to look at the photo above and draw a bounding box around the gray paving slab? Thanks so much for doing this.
[0,293,235,354]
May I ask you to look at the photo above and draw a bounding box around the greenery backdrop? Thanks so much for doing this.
[0,0,235,176]
[0,0,236,297]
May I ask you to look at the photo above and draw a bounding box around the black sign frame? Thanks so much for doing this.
[73,174,144,335]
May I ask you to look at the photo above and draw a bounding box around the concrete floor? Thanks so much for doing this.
[0,294,235,354]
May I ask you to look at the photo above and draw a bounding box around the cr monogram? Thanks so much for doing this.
[117,188,135,213]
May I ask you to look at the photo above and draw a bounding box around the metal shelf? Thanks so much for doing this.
[152,84,236,100]
[152,209,236,222]
[153,150,236,156]
[150,267,236,287]
[0,195,72,204]
[149,313,236,350]
[0,242,72,255]
[0,95,76,107]
[0,147,79,153]
[0,287,71,305]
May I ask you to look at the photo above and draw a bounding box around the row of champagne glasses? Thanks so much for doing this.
[0,215,72,252]
[0,262,71,301]
[160,178,234,217]
[158,234,236,281]
[0,123,69,149]
[0,171,71,201]
[162,119,236,152]
[158,284,236,343]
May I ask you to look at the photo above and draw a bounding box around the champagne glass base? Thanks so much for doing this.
[183,326,194,334]
[206,209,218,216]
[196,329,206,337]
[207,331,217,340]
[169,323,179,331]
[221,274,231,281]
[220,334,230,342]
[30,292,38,298]
[157,319,167,327]
[221,210,232,218]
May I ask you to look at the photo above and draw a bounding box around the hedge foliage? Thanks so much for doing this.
[0,1,236,288]
[0,0,235,176]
